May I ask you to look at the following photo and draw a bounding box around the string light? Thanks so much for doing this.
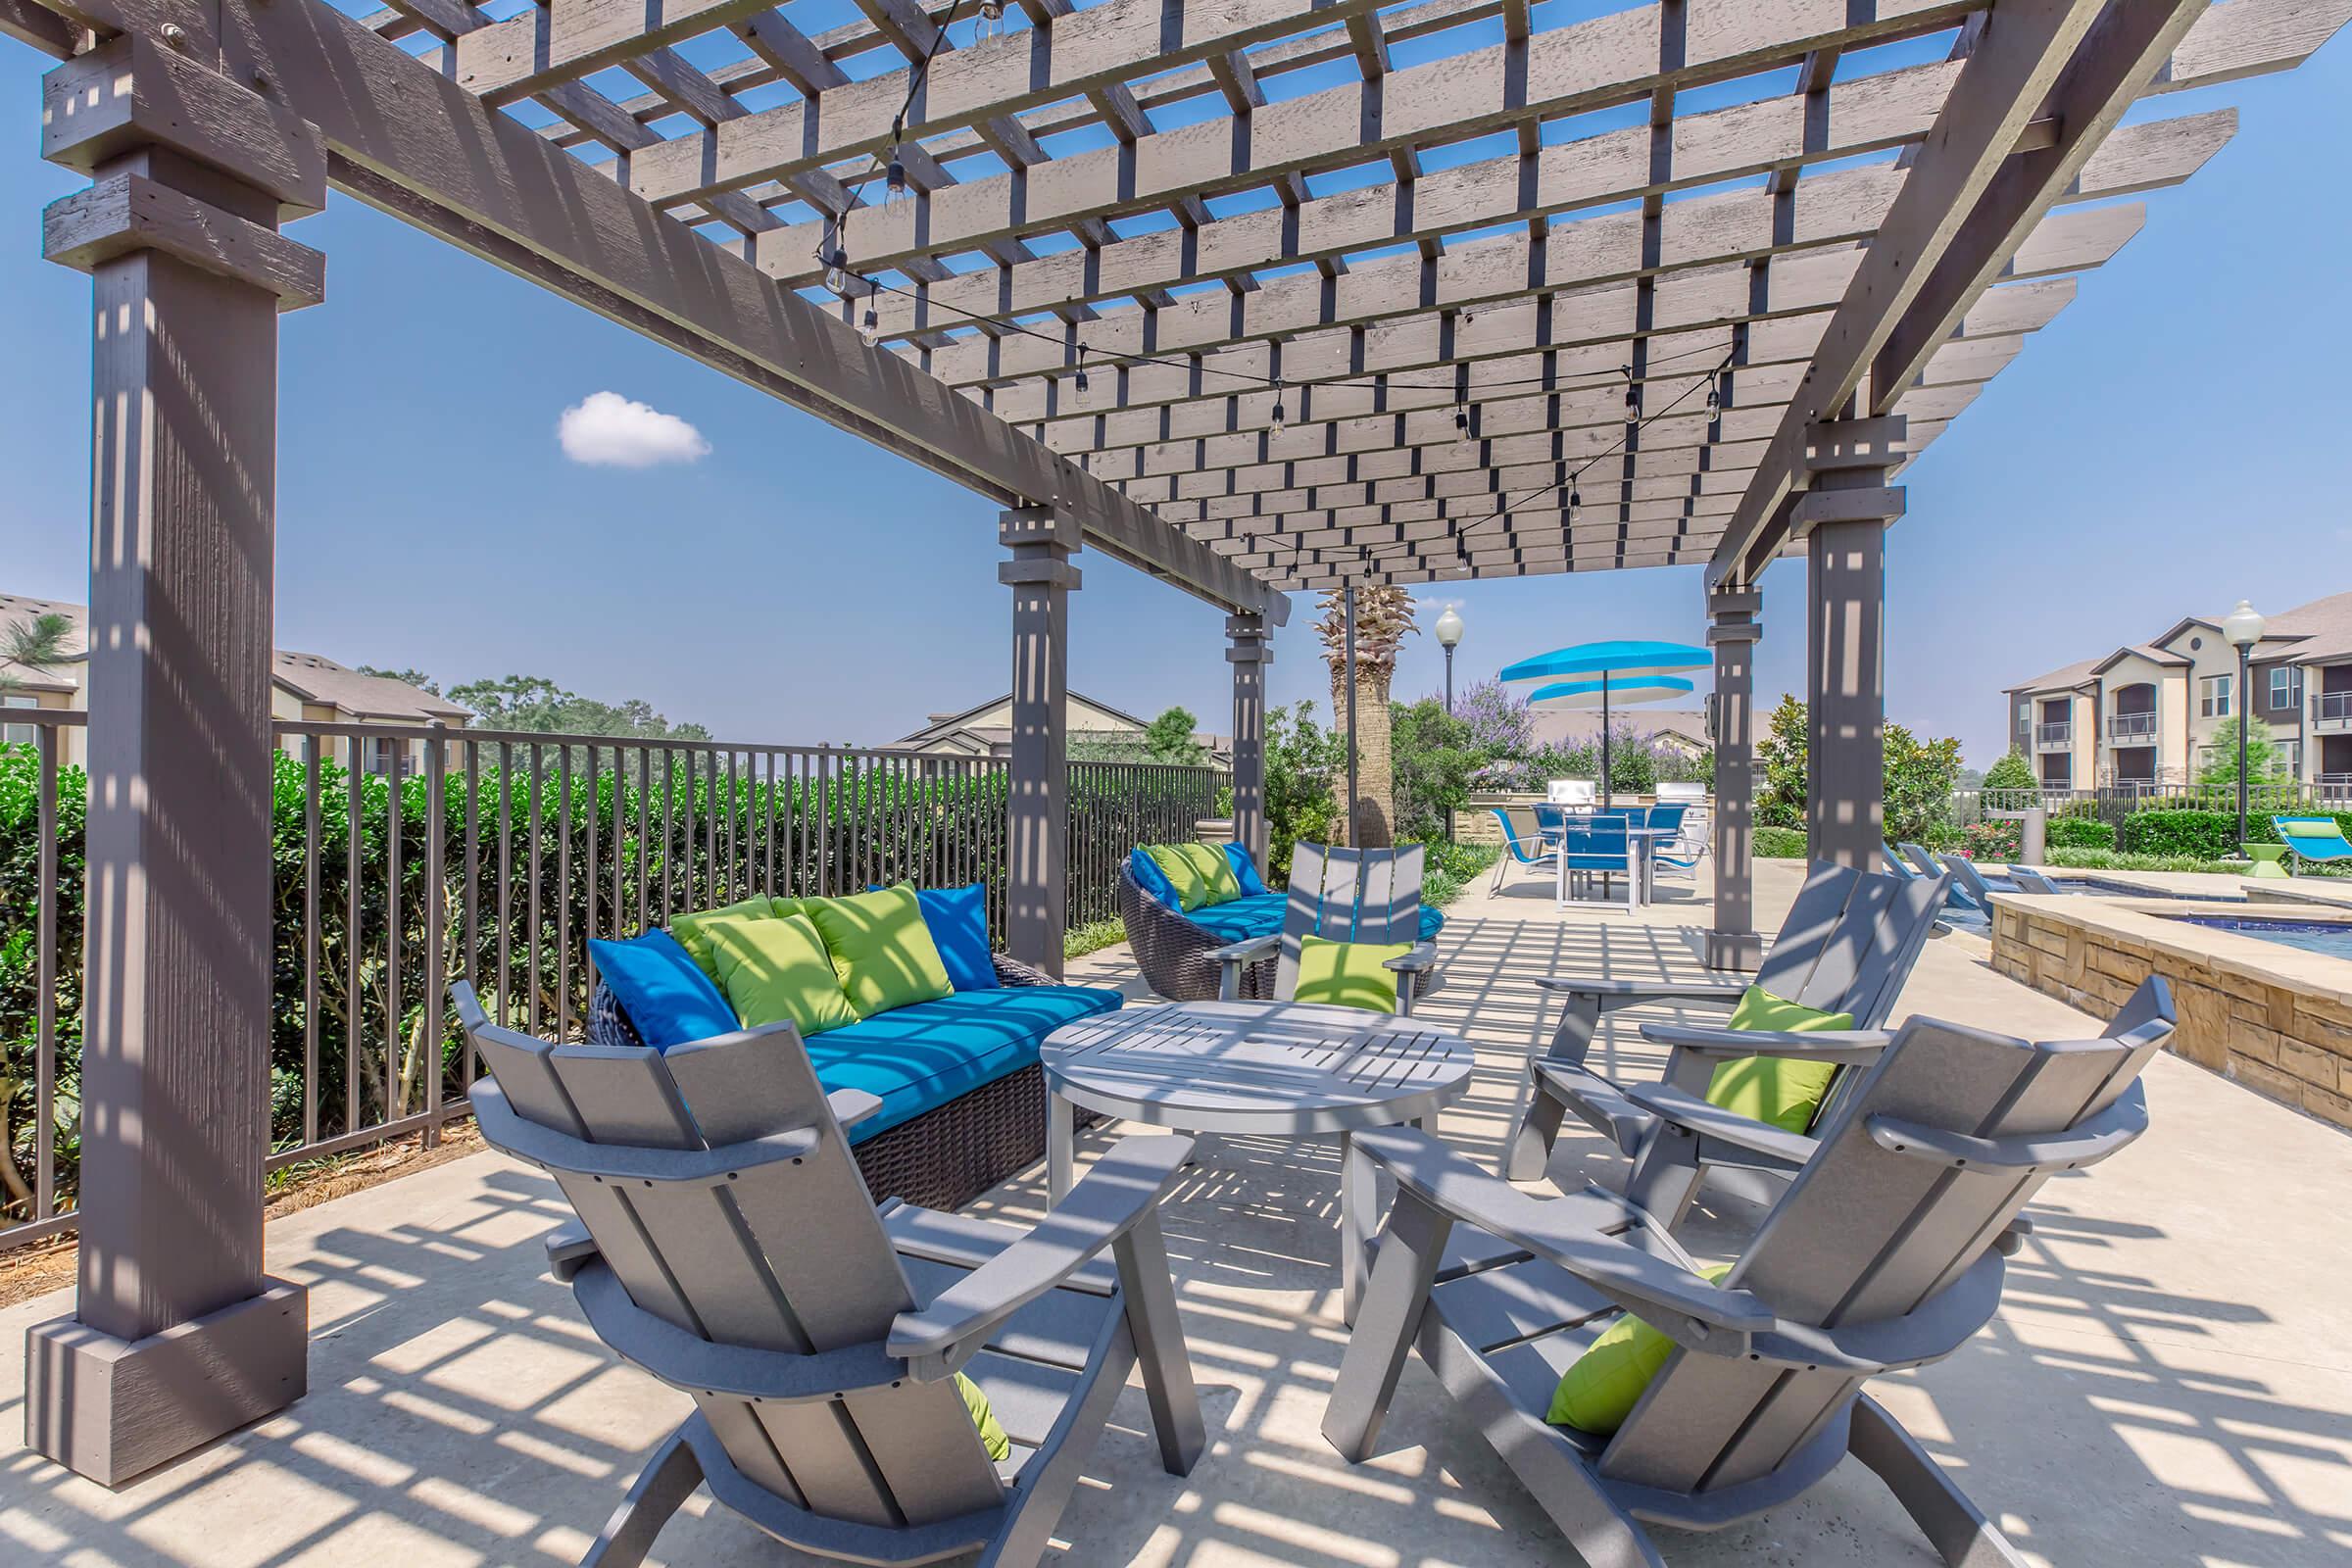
[1271,378,1287,429]
[975,0,1004,42]
[1622,366,1641,417]
[1453,399,1471,440]
[1074,345,1091,395]
[860,303,880,343]
[1568,481,1582,520]
[884,149,908,207]
[823,239,852,298]
[1706,377,1721,415]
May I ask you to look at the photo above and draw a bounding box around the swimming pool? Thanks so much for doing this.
[2164,916,2352,959]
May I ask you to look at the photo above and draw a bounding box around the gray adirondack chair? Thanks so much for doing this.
[1504,860,1951,1190]
[1214,842,1441,1013]
[1323,977,2175,1568]
[452,980,1205,1568]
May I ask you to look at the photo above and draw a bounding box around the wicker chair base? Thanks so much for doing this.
[1118,863,1277,1002]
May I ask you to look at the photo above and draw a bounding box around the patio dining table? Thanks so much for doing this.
[1544,821,1682,908]
[1041,1000,1476,1319]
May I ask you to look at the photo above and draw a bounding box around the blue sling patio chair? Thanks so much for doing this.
[2274,814,2352,872]
[1555,813,1639,910]
[1642,803,1702,877]
[1490,805,1560,894]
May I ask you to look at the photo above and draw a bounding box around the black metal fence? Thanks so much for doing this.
[0,711,1223,1250]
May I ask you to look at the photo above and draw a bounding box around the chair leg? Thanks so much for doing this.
[1114,1212,1206,1476]
[1848,1394,2030,1568]
[1321,1191,1452,1462]
[581,1426,704,1568]
[1505,992,1598,1181]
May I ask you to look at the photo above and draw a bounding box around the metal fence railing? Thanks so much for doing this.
[0,710,1223,1251]
[1952,777,2352,832]
[2107,710,2158,741]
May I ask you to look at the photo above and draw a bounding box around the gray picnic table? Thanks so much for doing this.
[1042,1000,1478,1320]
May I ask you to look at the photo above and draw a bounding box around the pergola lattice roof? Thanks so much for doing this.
[286,0,2348,597]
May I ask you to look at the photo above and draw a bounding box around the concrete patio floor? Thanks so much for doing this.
[4,860,2348,1567]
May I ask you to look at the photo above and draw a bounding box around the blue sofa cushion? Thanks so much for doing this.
[870,881,1000,992]
[1183,892,1444,945]
[589,930,739,1051]
[1222,842,1270,897]
[1129,847,1183,907]
[808,985,1124,1142]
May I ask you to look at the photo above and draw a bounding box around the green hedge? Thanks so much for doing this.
[2045,848,2253,875]
[1753,826,1807,858]
[2043,816,2116,851]
[2111,808,2346,858]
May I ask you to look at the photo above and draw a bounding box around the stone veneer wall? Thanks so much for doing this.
[1991,902,2352,1133]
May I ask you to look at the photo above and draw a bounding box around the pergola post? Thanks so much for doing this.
[1226,612,1272,868]
[1704,590,1763,972]
[1002,505,1080,978]
[1797,416,1906,872]
[25,36,324,1485]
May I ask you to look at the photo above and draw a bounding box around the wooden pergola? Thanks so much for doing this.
[7,0,2343,1489]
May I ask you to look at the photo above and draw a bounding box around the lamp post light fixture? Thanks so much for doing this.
[2222,599,2266,853]
[1435,606,1465,712]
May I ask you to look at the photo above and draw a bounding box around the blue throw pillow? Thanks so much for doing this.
[590,929,738,1051]
[870,882,1000,991]
[1129,846,1181,907]
[1222,841,1269,896]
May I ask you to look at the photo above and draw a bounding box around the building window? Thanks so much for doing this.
[2270,666,2302,711]
[2,695,34,748]
[2200,674,2231,718]
[2278,739,2302,774]
[366,735,406,776]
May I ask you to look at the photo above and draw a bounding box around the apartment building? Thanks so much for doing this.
[2001,591,2352,788]
[1,593,469,770]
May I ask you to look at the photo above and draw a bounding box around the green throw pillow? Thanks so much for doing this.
[1172,841,1242,906]
[2279,818,2338,839]
[801,884,956,1018]
[1701,985,1854,1136]
[956,1371,1010,1461]
[669,896,778,983]
[1145,844,1211,910]
[704,913,860,1038]
[1547,1263,1735,1435]
[1293,934,1410,1013]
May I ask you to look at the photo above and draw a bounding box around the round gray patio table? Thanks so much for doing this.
[1042,999,1477,1318]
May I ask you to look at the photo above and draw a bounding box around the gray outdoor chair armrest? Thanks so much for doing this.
[1348,1126,1771,1349]
[1624,1083,1820,1166]
[1635,1021,1896,1063]
[1531,1060,1656,1155]
[827,1087,885,1132]
[1384,942,1441,973]
[544,1218,599,1281]
[1209,933,1282,964]
[888,1133,1194,1376]
[1534,975,1750,1004]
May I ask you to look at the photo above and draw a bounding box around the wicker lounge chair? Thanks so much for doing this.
[1119,853,1445,1003]
[1321,978,2174,1568]
[589,950,1101,1214]
[456,980,1204,1568]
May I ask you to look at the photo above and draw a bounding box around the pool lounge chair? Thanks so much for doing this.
[1321,978,2174,1568]
[1503,861,1950,1189]
[1490,806,1560,894]
[2274,814,2352,873]
[455,980,1205,1568]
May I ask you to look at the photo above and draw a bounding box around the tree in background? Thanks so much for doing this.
[1982,750,2038,797]
[1755,694,1809,827]
[2196,716,2291,792]
[1451,678,1535,758]
[1262,700,1344,881]
[1141,706,1207,764]
[1388,699,1479,843]
[357,664,441,695]
[1315,586,1417,846]
[443,674,711,741]
[0,612,73,702]
[1883,722,1965,843]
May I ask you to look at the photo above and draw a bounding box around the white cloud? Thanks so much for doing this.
[557,391,710,468]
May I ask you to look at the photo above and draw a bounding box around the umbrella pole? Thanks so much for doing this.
[1344,583,1359,845]
[1601,670,1612,810]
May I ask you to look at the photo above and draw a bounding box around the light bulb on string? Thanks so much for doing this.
[884,150,908,207]
[1074,346,1091,395]
[823,241,850,298]
[1453,400,1471,441]
[975,0,1004,42]
[860,303,880,344]
[1271,378,1287,429]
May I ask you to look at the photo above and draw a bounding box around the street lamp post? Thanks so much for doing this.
[1435,606,1465,842]
[2223,600,2266,854]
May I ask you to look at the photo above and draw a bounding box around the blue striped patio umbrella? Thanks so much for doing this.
[1500,640,1711,808]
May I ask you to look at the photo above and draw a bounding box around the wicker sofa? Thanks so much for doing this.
[589,950,1109,1212]
[1118,859,1446,1002]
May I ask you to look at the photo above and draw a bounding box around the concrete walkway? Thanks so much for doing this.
[3,860,2347,1566]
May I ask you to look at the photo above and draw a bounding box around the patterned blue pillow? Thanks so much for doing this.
[590,929,737,1051]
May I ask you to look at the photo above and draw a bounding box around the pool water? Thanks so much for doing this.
[2166,916,2352,959]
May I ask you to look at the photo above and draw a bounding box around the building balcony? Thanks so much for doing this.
[2312,690,2352,733]
[2107,710,2158,743]
[2034,721,2073,751]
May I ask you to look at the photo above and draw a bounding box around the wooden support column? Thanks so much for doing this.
[1002,506,1080,978]
[25,35,324,1486]
[1705,589,1763,972]
[1226,612,1272,868]
[1797,416,1905,872]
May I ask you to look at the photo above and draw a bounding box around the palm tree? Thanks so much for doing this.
[1315,585,1418,846]
[0,611,73,701]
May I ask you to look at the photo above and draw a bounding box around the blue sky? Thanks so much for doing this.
[3,21,2346,765]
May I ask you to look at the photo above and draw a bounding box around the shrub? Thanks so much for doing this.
[1982,750,2037,794]
[1414,841,1500,907]
[2119,809,2243,860]
[2044,848,2253,875]
[1961,819,2020,861]
[1752,825,1807,858]
[1883,722,1963,844]
[1388,699,1478,846]
[2043,816,2116,851]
